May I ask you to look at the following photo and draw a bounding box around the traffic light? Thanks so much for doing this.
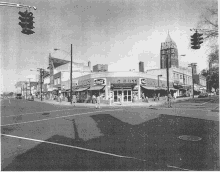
[197,33,203,48]
[18,10,35,35]
[191,32,199,49]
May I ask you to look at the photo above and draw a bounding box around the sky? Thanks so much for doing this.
[0,0,217,92]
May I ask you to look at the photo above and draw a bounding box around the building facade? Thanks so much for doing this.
[146,66,207,97]
[65,71,174,104]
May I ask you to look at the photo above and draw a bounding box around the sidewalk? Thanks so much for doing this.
[34,96,194,107]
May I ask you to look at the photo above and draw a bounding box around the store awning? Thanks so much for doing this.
[75,87,89,92]
[156,87,167,90]
[141,85,157,90]
[88,85,105,91]
[169,87,177,91]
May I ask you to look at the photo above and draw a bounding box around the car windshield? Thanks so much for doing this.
[17,94,22,96]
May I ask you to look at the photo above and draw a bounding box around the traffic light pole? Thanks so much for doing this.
[25,82,28,99]
[27,78,31,95]
[39,69,43,101]
[191,67,194,98]
[188,63,197,98]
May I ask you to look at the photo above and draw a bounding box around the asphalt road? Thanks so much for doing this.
[1,96,219,171]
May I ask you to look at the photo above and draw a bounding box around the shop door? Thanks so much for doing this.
[123,89,132,102]
[114,90,122,102]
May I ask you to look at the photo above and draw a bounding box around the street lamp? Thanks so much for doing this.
[157,75,162,87]
[54,44,73,104]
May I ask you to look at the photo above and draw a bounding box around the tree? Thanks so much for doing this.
[208,48,219,67]
[201,66,219,92]
[197,1,218,43]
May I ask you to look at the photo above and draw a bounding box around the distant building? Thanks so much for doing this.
[139,61,144,72]
[93,64,108,72]
[160,32,179,69]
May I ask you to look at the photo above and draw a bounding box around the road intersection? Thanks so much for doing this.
[1,96,219,171]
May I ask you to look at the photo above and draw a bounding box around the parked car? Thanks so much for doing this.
[27,95,34,101]
[177,93,190,98]
[16,94,22,99]
[198,93,208,98]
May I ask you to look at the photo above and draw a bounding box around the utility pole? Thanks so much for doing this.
[166,43,173,95]
[188,63,197,98]
[27,78,31,95]
[70,44,73,104]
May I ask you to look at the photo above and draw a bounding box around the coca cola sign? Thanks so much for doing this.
[140,78,147,85]
[94,78,106,85]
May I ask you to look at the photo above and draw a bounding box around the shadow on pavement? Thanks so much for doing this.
[3,113,219,171]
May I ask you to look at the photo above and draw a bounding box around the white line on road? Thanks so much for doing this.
[167,164,190,171]
[0,109,123,127]
[2,107,95,118]
[157,107,215,112]
[200,100,212,105]
[9,99,11,104]
[1,133,147,162]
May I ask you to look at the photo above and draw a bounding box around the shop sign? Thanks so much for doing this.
[140,78,147,85]
[94,78,106,85]
[78,79,91,87]
[112,78,137,84]
[133,85,139,90]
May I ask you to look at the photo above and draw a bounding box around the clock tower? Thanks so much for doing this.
[160,32,179,69]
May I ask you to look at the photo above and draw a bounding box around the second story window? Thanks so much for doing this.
[180,75,182,79]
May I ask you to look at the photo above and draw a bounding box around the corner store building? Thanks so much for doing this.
[68,71,174,103]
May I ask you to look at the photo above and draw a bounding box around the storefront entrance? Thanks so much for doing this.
[113,89,132,103]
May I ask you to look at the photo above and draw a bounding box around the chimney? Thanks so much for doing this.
[88,61,91,67]
[139,61,144,72]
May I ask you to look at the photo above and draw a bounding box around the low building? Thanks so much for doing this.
[63,71,175,104]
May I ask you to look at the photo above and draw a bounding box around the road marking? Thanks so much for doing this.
[1,133,147,162]
[2,107,95,118]
[0,109,123,127]
[200,100,212,105]
[167,164,190,171]
[9,99,11,104]
[157,107,215,112]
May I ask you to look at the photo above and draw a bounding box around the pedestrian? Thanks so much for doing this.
[153,92,156,101]
[145,95,149,103]
[92,95,96,104]
[173,92,177,99]
[157,93,160,101]
[168,91,172,108]
[72,94,77,106]
[142,93,145,102]
[96,94,101,109]
[118,94,122,105]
